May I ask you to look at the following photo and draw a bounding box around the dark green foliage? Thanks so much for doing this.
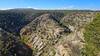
[0,29,33,56]
[0,29,17,56]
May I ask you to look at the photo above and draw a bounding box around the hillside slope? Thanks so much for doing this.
[0,9,99,56]
[82,13,100,56]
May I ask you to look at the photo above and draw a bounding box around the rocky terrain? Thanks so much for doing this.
[0,9,99,56]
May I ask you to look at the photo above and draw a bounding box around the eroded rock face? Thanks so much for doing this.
[61,12,94,30]
[54,12,95,56]
[55,44,72,56]
[20,12,95,56]
[20,14,70,56]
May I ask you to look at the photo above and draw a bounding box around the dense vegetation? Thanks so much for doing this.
[0,9,68,35]
[82,13,100,56]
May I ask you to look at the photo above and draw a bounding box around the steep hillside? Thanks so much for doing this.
[0,28,18,56]
[54,12,94,56]
[82,13,100,56]
[0,27,34,56]
[0,9,99,56]
[20,14,70,56]
[20,11,95,56]
[0,9,45,35]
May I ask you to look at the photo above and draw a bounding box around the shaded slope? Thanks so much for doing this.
[0,10,43,35]
[0,28,18,56]
[0,28,33,56]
